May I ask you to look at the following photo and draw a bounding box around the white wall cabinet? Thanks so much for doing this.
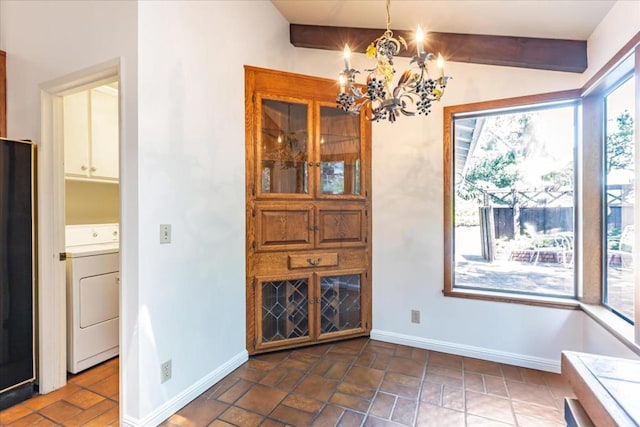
[63,86,118,181]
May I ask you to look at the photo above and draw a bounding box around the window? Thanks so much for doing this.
[603,75,636,322]
[445,94,579,302]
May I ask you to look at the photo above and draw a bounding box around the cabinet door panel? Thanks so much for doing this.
[258,97,311,197]
[256,274,314,351]
[317,205,366,248]
[317,270,365,340]
[318,105,363,197]
[63,91,91,177]
[90,88,119,180]
[256,204,314,251]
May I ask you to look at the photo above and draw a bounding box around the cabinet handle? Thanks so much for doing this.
[308,162,313,166]
[90,166,97,172]
[81,165,87,171]
[307,257,322,266]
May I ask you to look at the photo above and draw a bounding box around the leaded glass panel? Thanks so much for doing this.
[319,274,361,334]
[261,278,309,343]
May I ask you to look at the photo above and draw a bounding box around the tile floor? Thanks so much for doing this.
[0,338,575,426]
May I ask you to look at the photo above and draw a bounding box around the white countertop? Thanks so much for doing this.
[65,242,119,258]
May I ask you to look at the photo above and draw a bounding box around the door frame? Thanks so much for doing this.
[38,59,120,393]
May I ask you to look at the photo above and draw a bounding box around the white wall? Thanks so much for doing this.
[582,0,640,85]
[135,1,293,424]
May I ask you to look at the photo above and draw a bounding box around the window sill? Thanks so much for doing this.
[443,288,581,310]
[580,303,640,357]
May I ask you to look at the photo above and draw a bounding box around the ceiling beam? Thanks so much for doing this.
[290,24,587,73]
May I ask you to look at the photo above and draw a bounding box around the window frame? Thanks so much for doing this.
[443,33,640,347]
[443,90,582,309]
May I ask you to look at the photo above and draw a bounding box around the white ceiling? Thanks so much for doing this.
[271,0,617,40]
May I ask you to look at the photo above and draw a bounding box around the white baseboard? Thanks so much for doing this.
[121,350,248,427]
[370,329,560,373]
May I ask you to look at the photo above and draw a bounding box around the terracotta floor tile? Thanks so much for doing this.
[85,376,118,398]
[420,381,443,405]
[68,363,117,388]
[463,358,503,376]
[520,368,547,385]
[391,397,416,425]
[325,361,351,380]
[219,406,264,427]
[511,400,565,424]
[416,402,465,426]
[344,366,385,389]
[379,380,420,400]
[500,364,523,382]
[395,345,416,360]
[216,378,254,404]
[312,404,344,426]
[61,399,117,427]
[259,367,291,387]
[78,405,118,426]
[442,385,464,412]
[506,380,556,408]
[363,416,404,426]
[356,351,377,367]
[270,403,315,425]
[310,359,335,376]
[172,396,228,426]
[384,371,422,388]
[466,414,514,426]
[464,372,485,392]
[330,391,371,412]
[246,358,280,372]
[332,338,368,355]
[260,419,287,427]
[428,352,463,370]
[336,381,376,400]
[294,374,339,401]
[230,365,266,382]
[207,420,235,427]
[387,357,425,378]
[38,400,83,424]
[371,353,393,370]
[281,393,324,413]
[22,384,81,411]
[7,412,56,426]
[465,391,515,425]
[63,389,105,409]
[425,372,463,389]
[369,392,396,419]
[427,364,463,380]
[204,376,240,399]
[235,384,286,415]
[280,357,316,372]
[484,375,508,397]
[252,351,290,364]
[515,412,565,426]
[0,404,33,424]
[295,343,333,357]
[274,369,304,392]
[338,410,365,426]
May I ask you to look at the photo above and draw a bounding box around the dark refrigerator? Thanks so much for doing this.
[0,137,36,410]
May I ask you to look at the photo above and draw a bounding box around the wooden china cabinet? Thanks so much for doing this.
[245,66,372,354]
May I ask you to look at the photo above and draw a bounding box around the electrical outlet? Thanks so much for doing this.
[160,224,171,244]
[411,310,420,324]
[161,360,172,383]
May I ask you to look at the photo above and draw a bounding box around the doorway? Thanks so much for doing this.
[39,60,121,394]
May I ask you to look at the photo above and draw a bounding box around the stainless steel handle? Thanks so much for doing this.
[90,166,97,172]
[81,165,87,171]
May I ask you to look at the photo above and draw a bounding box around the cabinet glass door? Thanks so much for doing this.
[258,275,312,348]
[318,272,363,337]
[318,106,361,196]
[259,98,310,195]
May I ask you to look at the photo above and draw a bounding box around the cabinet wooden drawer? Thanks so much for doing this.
[288,253,338,269]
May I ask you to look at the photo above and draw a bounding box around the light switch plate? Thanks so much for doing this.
[160,224,171,244]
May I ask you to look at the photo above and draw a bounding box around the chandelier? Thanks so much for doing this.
[336,0,450,123]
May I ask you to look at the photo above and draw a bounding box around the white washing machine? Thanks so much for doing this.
[66,223,120,374]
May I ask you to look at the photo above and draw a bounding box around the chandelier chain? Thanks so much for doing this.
[384,0,392,38]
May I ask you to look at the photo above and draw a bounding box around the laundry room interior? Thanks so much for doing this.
[62,81,120,375]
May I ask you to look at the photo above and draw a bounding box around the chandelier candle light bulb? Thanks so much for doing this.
[335,0,451,123]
